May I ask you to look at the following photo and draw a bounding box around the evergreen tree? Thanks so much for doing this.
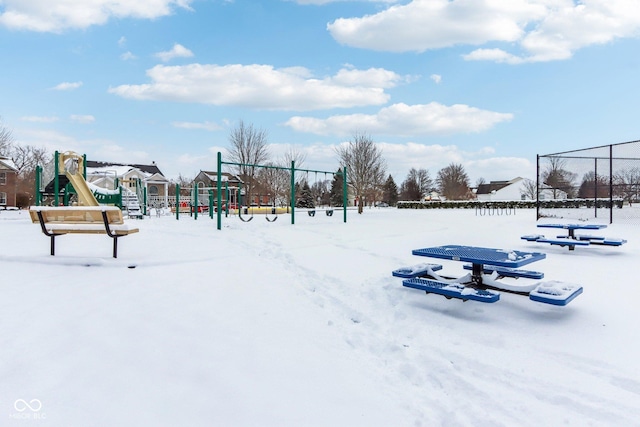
[296,180,315,208]
[382,175,398,205]
[329,169,344,207]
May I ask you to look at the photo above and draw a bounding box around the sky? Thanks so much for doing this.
[2,0,640,184]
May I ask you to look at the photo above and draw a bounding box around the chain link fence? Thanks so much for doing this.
[537,139,640,223]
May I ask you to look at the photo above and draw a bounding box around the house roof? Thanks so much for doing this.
[197,170,243,183]
[476,177,523,195]
[0,156,18,172]
[86,160,164,176]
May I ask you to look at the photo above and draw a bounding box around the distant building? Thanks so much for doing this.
[0,156,18,208]
[86,160,170,208]
[476,177,529,201]
[193,170,244,205]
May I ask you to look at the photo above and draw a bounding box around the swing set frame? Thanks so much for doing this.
[215,152,348,230]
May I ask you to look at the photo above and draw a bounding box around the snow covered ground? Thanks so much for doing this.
[1,207,639,426]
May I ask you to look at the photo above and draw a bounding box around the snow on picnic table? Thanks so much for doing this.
[1,207,639,426]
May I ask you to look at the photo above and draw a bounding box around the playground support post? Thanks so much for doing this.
[175,184,180,220]
[35,165,42,206]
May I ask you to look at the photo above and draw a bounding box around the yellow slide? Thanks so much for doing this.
[59,151,99,206]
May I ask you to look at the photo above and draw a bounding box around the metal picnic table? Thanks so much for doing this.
[411,245,546,285]
[394,245,583,305]
[536,223,607,239]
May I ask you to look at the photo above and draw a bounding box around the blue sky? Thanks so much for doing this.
[2,0,640,183]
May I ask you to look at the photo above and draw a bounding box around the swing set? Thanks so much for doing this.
[215,152,348,230]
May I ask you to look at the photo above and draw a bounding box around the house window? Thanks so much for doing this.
[149,185,158,195]
[0,172,5,185]
[0,192,6,205]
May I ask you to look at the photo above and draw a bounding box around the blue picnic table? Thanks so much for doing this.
[536,223,607,239]
[395,245,582,305]
[523,223,626,249]
[412,245,546,285]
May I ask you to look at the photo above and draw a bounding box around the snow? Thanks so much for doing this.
[2,208,640,426]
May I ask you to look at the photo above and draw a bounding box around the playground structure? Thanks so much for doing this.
[215,152,348,230]
[35,151,146,218]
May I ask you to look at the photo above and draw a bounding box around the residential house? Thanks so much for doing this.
[476,177,530,201]
[86,160,170,208]
[192,170,244,206]
[0,156,18,208]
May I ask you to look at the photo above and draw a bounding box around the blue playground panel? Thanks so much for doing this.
[462,263,544,280]
[392,263,443,278]
[402,278,500,303]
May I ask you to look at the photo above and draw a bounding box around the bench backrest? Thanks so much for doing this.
[29,207,124,225]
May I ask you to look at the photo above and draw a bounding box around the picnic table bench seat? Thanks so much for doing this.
[528,281,583,306]
[402,278,500,303]
[392,263,443,278]
[29,206,139,258]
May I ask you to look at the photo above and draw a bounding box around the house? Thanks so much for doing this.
[85,160,170,208]
[476,177,530,201]
[0,156,18,209]
[192,170,244,205]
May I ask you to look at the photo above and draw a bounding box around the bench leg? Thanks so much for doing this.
[50,235,55,256]
[112,236,118,258]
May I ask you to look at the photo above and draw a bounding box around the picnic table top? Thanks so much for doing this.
[412,245,546,268]
[537,223,607,230]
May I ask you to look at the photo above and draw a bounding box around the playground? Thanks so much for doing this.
[1,206,639,426]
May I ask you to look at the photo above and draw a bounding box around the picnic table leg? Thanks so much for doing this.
[471,263,484,285]
[50,235,55,256]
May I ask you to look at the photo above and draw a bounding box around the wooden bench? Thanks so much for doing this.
[29,206,139,258]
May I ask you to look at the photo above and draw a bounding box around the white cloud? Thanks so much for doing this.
[285,102,513,136]
[462,48,524,64]
[20,116,59,123]
[171,121,221,131]
[292,0,397,4]
[327,0,640,63]
[109,64,404,110]
[120,51,137,60]
[430,74,442,84]
[51,81,83,91]
[118,36,127,46]
[264,140,534,184]
[70,115,95,123]
[0,0,193,32]
[155,43,194,62]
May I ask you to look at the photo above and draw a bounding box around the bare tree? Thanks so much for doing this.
[520,178,537,200]
[0,117,14,156]
[279,146,306,171]
[335,132,386,214]
[406,167,433,199]
[11,144,49,175]
[613,167,640,205]
[257,162,289,206]
[541,157,577,199]
[226,120,270,205]
[436,163,471,200]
